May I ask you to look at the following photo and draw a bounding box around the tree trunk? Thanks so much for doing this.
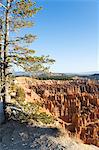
[0,36,4,124]
[0,100,5,124]
[0,0,10,124]
[0,18,5,124]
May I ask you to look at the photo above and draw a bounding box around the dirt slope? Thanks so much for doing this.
[0,120,99,150]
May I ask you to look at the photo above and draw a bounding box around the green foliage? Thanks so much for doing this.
[33,112,54,124]
[9,89,54,124]
[22,102,39,115]
[14,101,54,124]
[9,0,55,73]
[0,0,55,77]
[13,0,42,18]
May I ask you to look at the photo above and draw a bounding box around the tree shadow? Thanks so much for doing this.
[0,119,64,150]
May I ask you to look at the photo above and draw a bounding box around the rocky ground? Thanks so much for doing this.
[0,120,99,150]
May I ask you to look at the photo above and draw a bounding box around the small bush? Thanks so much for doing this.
[21,102,54,124]
[9,85,54,125]
[33,112,54,124]
[9,101,54,125]
[23,102,39,114]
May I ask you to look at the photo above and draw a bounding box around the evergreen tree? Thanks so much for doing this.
[0,0,55,123]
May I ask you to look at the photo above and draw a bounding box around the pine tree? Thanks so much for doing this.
[0,0,55,123]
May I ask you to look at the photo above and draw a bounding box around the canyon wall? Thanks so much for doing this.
[16,78,99,147]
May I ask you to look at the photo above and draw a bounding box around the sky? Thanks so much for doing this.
[22,0,98,73]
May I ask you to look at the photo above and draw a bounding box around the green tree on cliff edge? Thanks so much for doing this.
[0,0,55,123]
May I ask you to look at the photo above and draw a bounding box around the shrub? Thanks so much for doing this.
[9,85,54,125]
[33,112,54,124]
[12,102,54,124]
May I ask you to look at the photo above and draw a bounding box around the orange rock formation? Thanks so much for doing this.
[16,78,99,147]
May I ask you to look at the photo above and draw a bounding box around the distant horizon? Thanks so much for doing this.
[51,71,99,74]
[14,70,99,75]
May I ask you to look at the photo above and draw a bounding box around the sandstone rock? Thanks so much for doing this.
[15,78,99,147]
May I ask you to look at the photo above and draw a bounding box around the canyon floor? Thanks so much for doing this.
[0,120,99,150]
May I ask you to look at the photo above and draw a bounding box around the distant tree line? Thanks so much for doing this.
[37,76,73,80]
